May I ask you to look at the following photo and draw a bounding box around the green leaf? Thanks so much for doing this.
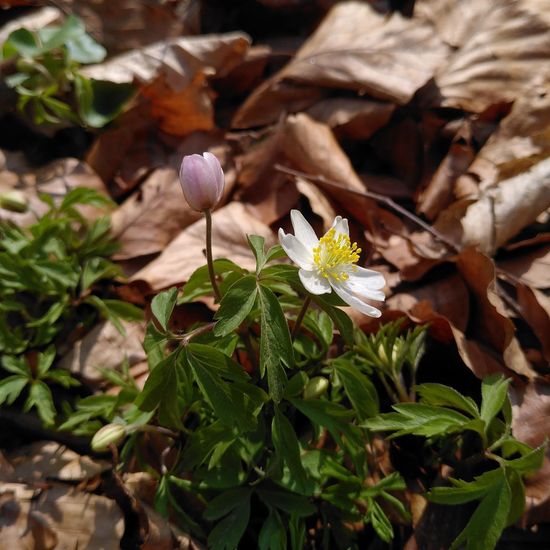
[3,28,40,58]
[367,499,393,543]
[66,30,106,63]
[480,375,511,429]
[416,383,479,418]
[312,297,354,347]
[290,397,356,450]
[272,406,309,494]
[75,75,135,128]
[450,470,511,550]
[2,355,30,376]
[143,322,169,369]
[60,187,114,210]
[25,381,56,425]
[187,345,265,432]
[501,445,545,474]
[151,287,178,331]
[36,346,56,378]
[206,489,252,550]
[258,284,293,402]
[135,351,184,429]
[364,403,470,438]
[334,359,379,420]
[265,244,287,264]
[257,488,316,517]
[258,509,287,550]
[0,375,28,405]
[214,276,258,337]
[247,235,267,274]
[85,296,143,334]
[155,475,171,518]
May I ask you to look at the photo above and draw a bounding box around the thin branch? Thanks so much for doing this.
[274,163,460,252]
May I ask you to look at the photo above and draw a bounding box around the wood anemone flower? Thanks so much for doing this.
[278,210,385,317]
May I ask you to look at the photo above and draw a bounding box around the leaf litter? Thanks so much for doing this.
[0,0,549,547]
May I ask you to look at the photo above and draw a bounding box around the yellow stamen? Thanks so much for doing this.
[312,228,361,281]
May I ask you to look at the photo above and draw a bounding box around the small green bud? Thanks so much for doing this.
[303,376,329,400]
[0,190,27,212]
[91,423,126,452]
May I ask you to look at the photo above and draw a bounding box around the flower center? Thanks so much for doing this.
[312,228,361,281]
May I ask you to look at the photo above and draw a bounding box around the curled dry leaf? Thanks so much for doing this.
[456,248,536,378]
[281,113,377,224]
[82,33,250,136]
[516,284,550,363]
[131,201,276,291]
[420,0,550,112]
[233,0,448,128]
[306,98,395,140]
[435,157,550,255]
[58,320,146,384]
[510,381,550,524]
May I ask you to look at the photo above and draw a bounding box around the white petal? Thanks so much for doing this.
[299,269,331,295]
[290,210,319,250]
[330,215,349,238]
[332,282,382,318]
[349,266,386,290]
[278,230,314,269]
[346,278,385,301]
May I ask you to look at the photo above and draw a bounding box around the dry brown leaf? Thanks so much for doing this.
[82,33,250,136]
[435,157,550,255]
[281,113,378,224]
[233,1,447,130]
[0,6,61,45]
[111,167,201,260]
[306,98,395,140]
[58,320,146,384]
[59,0,197,55]
[510,381,550,524]
[456,247,536,378]
[498,245,550,289]
[456,89,550,192]
[2,441,108,483]
[516,284,550,362]
[421,0,550,113]
[131,202,276,291]
[296,177,337,231]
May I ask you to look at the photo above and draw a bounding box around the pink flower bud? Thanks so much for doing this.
[179,152,225,211]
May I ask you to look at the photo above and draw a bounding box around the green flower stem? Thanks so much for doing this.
[291,295,311,339]
[204,208,221,301]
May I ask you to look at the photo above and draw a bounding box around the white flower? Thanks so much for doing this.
[278,210,385,318]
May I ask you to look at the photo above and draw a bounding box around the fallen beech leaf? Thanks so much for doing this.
[131,202,276,290]
[0,483,124,549]
[3,441,108,483]
[296,177,336,231]
[420,1,550,112]
[435,157,550,255]
[281,113,377,225]
[111,167,201,260]
[516,284,550,362]
[58,320,146,384]
[306,98,395,140]
[82,33,250,136]
[510,381,550,524]
[61,0,195,55]
[455,89,550,195]
[456,248,536,378]
[233,0,447,129]
[498,246,550,289]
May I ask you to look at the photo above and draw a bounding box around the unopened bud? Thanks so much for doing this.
[303,376,329,400]
[0,190,27,212]
[179,152,225,211]
[91,423,126,452]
